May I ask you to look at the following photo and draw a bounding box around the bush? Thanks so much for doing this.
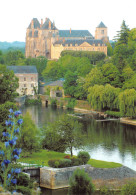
[77,151,90,165]
[68,168,95,195]
[59,159,72,168]
[105,110,122,118]
[121,180,136,195]
[99,185,116,195]
[48,159,59,168]
[71,157,81,166]
[25,97,41,105]
[50,98,57,107]
[16,186,32,195]
[66,98,76,109]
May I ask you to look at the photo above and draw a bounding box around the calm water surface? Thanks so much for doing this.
[20,105,136,171]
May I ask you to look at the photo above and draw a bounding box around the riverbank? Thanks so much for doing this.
[120,117,136,126]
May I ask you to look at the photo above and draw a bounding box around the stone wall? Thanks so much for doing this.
[40,165,136,189]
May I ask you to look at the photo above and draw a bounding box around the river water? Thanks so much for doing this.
[20,105,136,171]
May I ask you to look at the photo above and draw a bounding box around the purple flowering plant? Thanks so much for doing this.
[0,108,23,191]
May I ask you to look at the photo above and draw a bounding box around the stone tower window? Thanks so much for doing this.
[101,30,104,34]
[24,84,26,87]
[24,77,26,81]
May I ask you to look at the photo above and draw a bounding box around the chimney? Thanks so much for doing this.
[32,29,34,37]
[49,20,51,29]
[70,28,71,34]
[40,19,43,28]
[31,19,34,29]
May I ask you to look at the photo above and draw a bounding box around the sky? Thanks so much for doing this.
[0,0,136,42]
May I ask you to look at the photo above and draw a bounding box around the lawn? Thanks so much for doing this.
[19,149,122,168]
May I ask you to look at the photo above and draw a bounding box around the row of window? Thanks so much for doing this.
[23,77,34,81]
[23,84,34,87]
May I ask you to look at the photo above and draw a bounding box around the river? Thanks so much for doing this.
[20,104,136,171]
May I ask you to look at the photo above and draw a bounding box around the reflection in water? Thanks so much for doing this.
[20,105,136,170]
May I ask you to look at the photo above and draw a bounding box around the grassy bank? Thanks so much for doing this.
[19,150,122,168]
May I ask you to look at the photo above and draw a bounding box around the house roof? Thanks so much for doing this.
[97,22,107,28]
[28,18,40,29]
[43,78,65,87]
[54,39,104,46]
[7,66,38,74]
[41,18,58,30]
[59,30,93,38]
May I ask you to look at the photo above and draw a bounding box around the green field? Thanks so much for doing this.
[19,150,122,168]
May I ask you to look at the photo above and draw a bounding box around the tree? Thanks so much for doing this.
[119,89,136,118]
[3,50,25,65]
[43,115,84,156]
[17,112,40,154]
[84,67,105,91]
[63,71,78,97]
[0,66,18,104]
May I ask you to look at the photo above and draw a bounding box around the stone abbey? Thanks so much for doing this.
[25,18,109,59]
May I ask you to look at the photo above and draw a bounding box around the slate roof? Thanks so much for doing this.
[54,39,104,46]
[97,22,107,28]
[41,18,58,30]
[59,30,93,38]
[7,66,38,74]
[28,18,40,29]
[42,78,65,87]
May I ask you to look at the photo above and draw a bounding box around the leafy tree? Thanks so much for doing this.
[68,168,95,195]
[101,63,120,87]
[119,89,136,118]
[64,71,78,97]
[42,60,61,81]
[17,112,40,154]
[43,115,84,156]
[84,67,105,90]
[0,65,18,104]
[88,84,120,111]
[3,50,25,65]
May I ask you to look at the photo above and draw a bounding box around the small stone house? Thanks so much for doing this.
[7,66,38,96]
[40,78,64,98]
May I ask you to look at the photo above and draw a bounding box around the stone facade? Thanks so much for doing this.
[7,66,38,96]
[25,18,108,60]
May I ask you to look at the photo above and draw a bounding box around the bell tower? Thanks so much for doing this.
[95,22,109,42]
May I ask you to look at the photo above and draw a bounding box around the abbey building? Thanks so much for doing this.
[25,18,109,59]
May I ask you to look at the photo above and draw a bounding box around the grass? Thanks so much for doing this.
[19,149,122,168]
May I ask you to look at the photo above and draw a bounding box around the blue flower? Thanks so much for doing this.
[0,150,4,156]
[14,168,21,174]
[8,115,12,119]
[2,132,10,137]
[9,139,16,146]
[5,141,9,147]
[9,108,13,113]
[14,155,19,160]
[5,120,14,126]
[14,128,19,133]
[13,148,22,155]
[17,119,23,125]
[11,179,17,184]
[14,110,22,117]
[8,174,11,179]
[3,159,11,165]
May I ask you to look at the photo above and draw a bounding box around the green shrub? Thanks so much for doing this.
[17,172,30,187]
[121,180,136,195]
[16,186,32,195]
[25,97,41,105]
[71,157,81,166]
[50,98,57,107]
[68,168,95,195]
[66,98,76,109]
[59,159,72,168]
[48,159,59,168]
[99,185,116,195]
[77,151,90,165]
[105,110,122,118]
